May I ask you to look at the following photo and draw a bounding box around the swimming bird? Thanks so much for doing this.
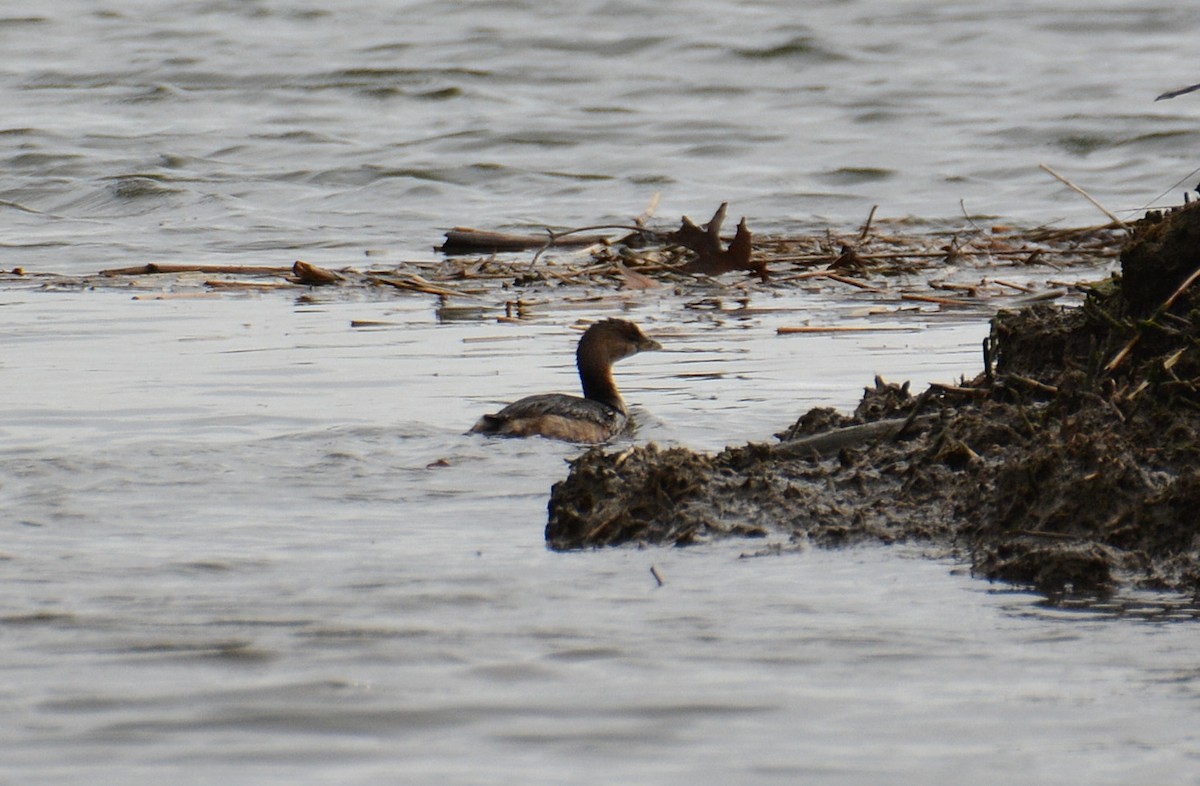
[471,318,661,442]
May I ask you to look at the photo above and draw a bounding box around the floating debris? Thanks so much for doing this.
[9,204,1123,325]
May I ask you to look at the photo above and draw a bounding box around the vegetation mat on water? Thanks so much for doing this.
[0,204,1122,321]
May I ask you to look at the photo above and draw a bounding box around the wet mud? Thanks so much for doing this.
[547,204,1200,595]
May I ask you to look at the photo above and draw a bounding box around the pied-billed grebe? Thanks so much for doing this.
[471,318,661,443]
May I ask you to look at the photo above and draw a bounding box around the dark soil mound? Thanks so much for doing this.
[546,204,1200,595]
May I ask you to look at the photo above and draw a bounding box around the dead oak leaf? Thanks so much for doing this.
[672,203,766,281]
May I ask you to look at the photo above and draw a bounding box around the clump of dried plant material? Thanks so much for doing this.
[545,202,1200,598]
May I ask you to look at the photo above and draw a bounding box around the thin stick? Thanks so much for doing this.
[131,292,222,300]
[958,199,984,234]
[1160,264,1200,312]
[777,325,916,334]
[992,279,1036,293]
[1039,164,1129,230]
[770,246,1117,264]
[1003,374,1060,395]
[529,223,671,266]
[1104,335,1141,374]
[204,280,297,291]
[1015,529,1078,540]
[370,273,481,299]
[650,565,664,587]
[1138,164,1200,211]
[638,192,661,222]
[101,263,293,276]
[824,273,883,292]
[931,282,981,294]
[900,293,976,307]
[857,204,878,244]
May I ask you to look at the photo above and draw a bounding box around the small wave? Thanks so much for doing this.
[525,34,668,57]
[42,174,184,217]
[734,34,849,63]
[310,66,490,91]
[1120,129,1200,150]
[414,86,463,101]
[0,199,43,214]
[538,169,614,182]
[251,130,349,145]
[108,175,181,201]
[818,167,896,186]
[1056,133,1113,155]
[119,83,187,104]
[301,164,489,187]
[6,151,84,172]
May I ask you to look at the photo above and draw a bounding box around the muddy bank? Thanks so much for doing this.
[547,203,1200,595]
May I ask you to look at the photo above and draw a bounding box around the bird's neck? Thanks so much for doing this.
[579,359,624,413]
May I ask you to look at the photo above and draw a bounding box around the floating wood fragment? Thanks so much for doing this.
[439,227,609,254]
[204,280,296,291]
[291,260,343,286]
[615,260,658,290]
